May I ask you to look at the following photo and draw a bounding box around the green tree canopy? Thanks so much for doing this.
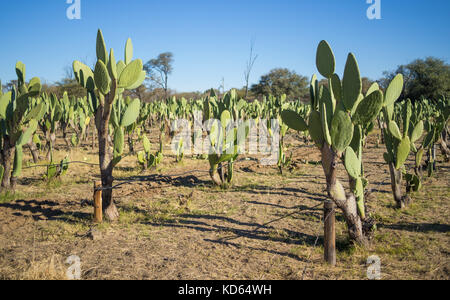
[379,57,450,101]
[250,68,309,101]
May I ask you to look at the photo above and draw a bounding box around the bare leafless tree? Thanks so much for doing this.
[244,39,258,99]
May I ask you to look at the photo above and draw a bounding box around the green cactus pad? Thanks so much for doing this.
[416,148,424,167]
[344,147,361,179]
[330,110,354,154]
[384,74,403,107]
[422,129,435,149]
[125,38,133,65]
[221,110,232,129]
[117,60,126,77]
[16,119,38,146]
[321,86,334,127]
[331,74,342,103]
[24,102,44,122]
[388,121,402,140]
[73,61,95,91]
[118,59,143,88]
[349,124,362,154]
[127,71,146,90]
[107,49,118,80]
[113,127,125,157]
[355,177,364,198]
[137,151,146,164]
[352,90,383,125]
[281,110,308,132]
[321,103,332,145]
[366,82,380,96]
[395,136,411,169]
[120,98,141,127]
[96,29,108,65]
[94,60,111,95]
[316,40,335,78]
[142,135,151,153]
[15,61,26,85]
[308,110,324,148]
[12,145,23,177]
[402,99,412,137]
[0,91,12,119]
[342,53,362,112]
[410,120,424,143]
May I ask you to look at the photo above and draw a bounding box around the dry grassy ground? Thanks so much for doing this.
[0,128,449,280]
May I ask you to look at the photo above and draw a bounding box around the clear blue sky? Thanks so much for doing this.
[1,0,449,92]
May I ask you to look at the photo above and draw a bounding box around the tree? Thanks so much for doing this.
[144,52,174,98]
[250,68,309,101]
[244,40,258,99]
[379,57,450,101]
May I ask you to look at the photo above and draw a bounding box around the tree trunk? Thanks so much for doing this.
[321,144,367,245]
[46,133,56,161]
[388,162,410,209]
[128,134,134,154]
[209,165,223,187]
[26,141,40,163]
[1,136,15,191]
[439,133,449,162]
[62,125,70,147]
[377,117,385,144]
[96,96,119,221]
[92,125,96,150]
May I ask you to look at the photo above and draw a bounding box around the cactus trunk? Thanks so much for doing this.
[321,144,367,245]
[26,141,40,164]
[388,162,410,209]
[439,131,450,161]
[97,97,119,221]
[128,134,134,154]
[0,136,15,190]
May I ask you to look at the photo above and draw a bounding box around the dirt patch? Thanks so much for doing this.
[0,130,449,280]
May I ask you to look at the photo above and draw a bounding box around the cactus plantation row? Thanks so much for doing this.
[0,31,449,254]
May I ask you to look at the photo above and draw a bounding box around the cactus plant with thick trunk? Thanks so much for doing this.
[73,30,145,221]
[281,41,383,245]
[0,62,44,193]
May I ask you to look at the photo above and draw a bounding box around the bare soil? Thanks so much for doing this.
[0,129,449,280]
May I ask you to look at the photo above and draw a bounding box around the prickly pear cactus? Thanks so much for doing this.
[381,78,425,208]
[72,29,145,221]
[281,41,383,244]
[205,90,249,188]
[0,62,44,191]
